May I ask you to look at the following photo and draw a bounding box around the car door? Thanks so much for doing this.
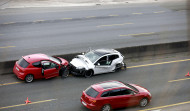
[100,89,123,109]
[31,61,43,79]
[108,54,120,69]
[94,56,112,74]
[42,61,59,79]
[119,88,140,107]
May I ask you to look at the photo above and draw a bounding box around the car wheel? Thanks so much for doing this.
[25,74,34,83]
[61,67,69,78]
[139,98,148,107]
[101,104,111,111]
[84,70,93,78]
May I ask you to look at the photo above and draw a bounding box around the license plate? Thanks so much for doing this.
[82,101,87,106]
[16,67,19,71]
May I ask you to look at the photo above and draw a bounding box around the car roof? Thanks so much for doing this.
[94,49,119,56]
[23,53,49,63]
[92,80,127,92]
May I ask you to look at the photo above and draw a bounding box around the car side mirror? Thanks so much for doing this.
[95,63,100,67]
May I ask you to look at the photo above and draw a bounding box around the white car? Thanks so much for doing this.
[70,49,126,77]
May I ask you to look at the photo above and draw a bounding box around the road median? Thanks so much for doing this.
[0,41,189,75]
[0,0,186,9]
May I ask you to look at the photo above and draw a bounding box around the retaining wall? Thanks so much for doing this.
[0,41,189,75]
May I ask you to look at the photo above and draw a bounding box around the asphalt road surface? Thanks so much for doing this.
[0,1,189,62]
[0,53,190,111]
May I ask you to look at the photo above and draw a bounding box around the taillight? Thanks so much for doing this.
[89,99,96,103]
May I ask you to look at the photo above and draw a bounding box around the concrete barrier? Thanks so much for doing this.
[117,41,190,58]
[0,41,189,75]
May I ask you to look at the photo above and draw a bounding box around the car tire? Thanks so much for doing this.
[101,104,112,111]
[139,98,148,107]
[25,74,34,83]
[84,70,93,78]
[61,67,69,78]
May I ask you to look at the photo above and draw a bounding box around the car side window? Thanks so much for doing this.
[104,88,133,97]
[108,55,119,65]
[50,62,57,68]
[109,89,121,96]
[109,55,119,61]
[120,88,134,95]
[96,56,109,65]
[101,91,110,97]
[42,61,57,69]
[32,61,41,67]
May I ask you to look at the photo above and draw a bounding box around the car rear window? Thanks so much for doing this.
[85,87,99,98]
[18,58,29,68]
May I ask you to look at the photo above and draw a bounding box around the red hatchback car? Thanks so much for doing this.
[13,53,69,83]
[81,80,152,111]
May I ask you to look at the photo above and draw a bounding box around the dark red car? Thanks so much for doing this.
[81,80,152,111]
[13,53,69,83]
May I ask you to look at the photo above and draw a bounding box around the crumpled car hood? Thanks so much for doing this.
[70,55,94,70]
[57,57,69,66]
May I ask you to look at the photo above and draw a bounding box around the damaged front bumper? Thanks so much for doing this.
[69,64,86,76]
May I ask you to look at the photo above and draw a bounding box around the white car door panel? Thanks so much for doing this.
[94,65,112,74]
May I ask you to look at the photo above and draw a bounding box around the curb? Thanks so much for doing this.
[0,41,189,75]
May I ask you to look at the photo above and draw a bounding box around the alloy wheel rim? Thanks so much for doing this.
[26,75,33,82]
[102,105,110,111]
[141,99,148,106]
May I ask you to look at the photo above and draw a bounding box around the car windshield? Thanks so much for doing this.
[85,87,99,98]
[47,55,61,64]
[84,51,101,63]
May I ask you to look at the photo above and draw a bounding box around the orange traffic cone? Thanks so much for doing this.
[185,72,190,77]
[25,97,31,104]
